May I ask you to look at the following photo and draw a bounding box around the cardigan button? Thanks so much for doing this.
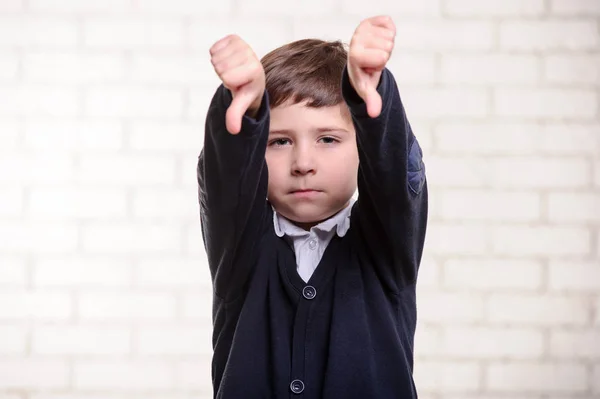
[290,379,305,394]
[302,285,316,300]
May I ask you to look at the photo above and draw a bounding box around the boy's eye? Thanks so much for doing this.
[269,138,291,146]
[319,136,338,144]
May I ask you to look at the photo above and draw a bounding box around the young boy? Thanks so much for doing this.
[198,15,428,398]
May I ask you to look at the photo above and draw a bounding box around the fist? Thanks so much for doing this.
[210,34,266,134]
[348,15,396,118]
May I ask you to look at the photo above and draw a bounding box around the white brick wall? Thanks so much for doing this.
[0,0,598,398]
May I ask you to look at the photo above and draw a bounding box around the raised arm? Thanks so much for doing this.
[198,35,270,300]
[343,16,428,291]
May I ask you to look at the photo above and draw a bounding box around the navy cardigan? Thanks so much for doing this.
[198,66,428,399]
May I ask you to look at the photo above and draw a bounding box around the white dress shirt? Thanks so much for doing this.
[273,198,356,282]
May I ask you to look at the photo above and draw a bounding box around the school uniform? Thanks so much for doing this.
[198,66,428,398]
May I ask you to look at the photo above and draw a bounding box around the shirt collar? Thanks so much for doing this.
[273,198,356,238]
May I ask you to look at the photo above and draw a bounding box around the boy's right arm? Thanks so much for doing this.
[198,35,270,301]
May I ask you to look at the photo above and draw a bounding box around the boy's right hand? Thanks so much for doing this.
[210,34,266,135]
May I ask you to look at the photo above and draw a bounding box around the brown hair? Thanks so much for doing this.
[260,39,348,109]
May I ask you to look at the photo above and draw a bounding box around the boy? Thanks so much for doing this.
[198,15,428,398]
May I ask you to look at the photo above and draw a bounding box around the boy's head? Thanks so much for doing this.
[261,39,359,230]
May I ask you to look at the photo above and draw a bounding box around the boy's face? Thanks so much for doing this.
[266,100,359,229]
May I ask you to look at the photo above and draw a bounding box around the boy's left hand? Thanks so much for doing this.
[348,15,396,118]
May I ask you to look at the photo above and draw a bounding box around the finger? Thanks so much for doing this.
[349,47,389,69]
[213,51,252,76]
[209,34,235,55]
[366,15,395,32]
[220,62,259,90]
[226,89,257,134]
[364,85,382,118]
[353,34,394,53]
[211,41,250,66]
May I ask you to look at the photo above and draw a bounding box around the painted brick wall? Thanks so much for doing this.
[0,0,599,398]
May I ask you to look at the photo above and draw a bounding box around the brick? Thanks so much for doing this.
[0,326,26,354]
[445,0,545,16]
[0,55,18,80]
[81,224,182,254]
[130,54,212,85]
[441,327,543,359]
[181,290,214,322]
[386,54,436,87]
[495,88,597,118]
[239,0,337,15]
[0,223,78,254]
[33,326,130,355]
[544,54,600,84]
[136,258,208,286]
[188,87,214,121]
[34,257,131,287]
[596,161,600,188]
[549,260,600,291]
[550,0,600,15]
[137,326,211,355]
[78,292,176,321]
[0,0,23,11]
[0,187,23,218]
[500,20,599,51]
[403,88,489,118]
[132,189,198,220]
[549,193,600,223]
[0,119,19,151]
[440,54,538,85]
[0,360,68,388]
[0,291,72,320]
[487,294,589,326]
[176,360,212,390]
[489,157,590,189]
[29,0,131,12]
[444,259,542,291]
[0,257,27,286]
[492,226,591,257]
[76,155,175,186]
[84,87,183,118]
[25,120,124,151]
[190,18,291,58]
[594,365,600,393]
[414,325,442,358]
[597,297,600,325]
[0,17,78,47]
[344,0,441,15]
[29,188,127,220]
[84,18,184,48]
[426,156,490,188]
[23,52,125,83]
[396,21,494,51]
[413,360,480,392]
[540,123,600,155]
[0,86,78,117]
[416,256,440,289]
[417,291,485,323]
[425,223,488,255]
[550,329,600,358]
[184,224,205,256]
[440,190,540,222]
[487,362,587,392]
[129,122,202,151]
[74,361,173,390]
[137,0,230,14]
[9,153,73,189]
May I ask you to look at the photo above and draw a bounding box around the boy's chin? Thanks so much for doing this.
[275,202,346,225]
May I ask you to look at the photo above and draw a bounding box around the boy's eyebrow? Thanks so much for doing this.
[269,127,350,135]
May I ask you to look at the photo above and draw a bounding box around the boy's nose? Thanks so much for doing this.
[292,148,315,176]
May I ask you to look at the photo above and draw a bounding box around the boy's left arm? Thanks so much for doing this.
[343,16,428,291]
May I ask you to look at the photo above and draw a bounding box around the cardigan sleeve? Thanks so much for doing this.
[197,85,270,300]
[341,66,428,291]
